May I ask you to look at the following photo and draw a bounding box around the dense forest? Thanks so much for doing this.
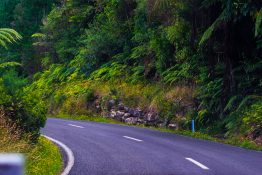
[0,0,261,145]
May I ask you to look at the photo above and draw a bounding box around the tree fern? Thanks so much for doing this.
[201,0,221,8]
[0,28,22,49]
[255,7,262,37]
[223,95,242,112]
[237,95,262,111]
[199,0,233,45]
[153,0,172,12]
[0,62,21,69]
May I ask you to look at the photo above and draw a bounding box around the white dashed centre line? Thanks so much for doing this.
[185,158,209,170]
[68,124,84,128]
[123,136,143,142]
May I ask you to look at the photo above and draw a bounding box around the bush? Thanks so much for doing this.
[89,62,127,81]
[0,71,46,140]
[242,100,262,138]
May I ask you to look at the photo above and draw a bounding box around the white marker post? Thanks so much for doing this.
[0,154,24,175]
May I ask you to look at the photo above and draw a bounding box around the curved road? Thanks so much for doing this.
[42,118,262,175]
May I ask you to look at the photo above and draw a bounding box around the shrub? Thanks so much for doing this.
[89,62,127,81]
[242,100,262,138]
[0,71,46,140]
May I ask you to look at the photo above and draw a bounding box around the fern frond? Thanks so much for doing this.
[153,0,171,11]
[31,33,46,38]
[0,33,13,43]
[199,2,232,46]
[201,0,221,8]
[0,62,22,69]
[0,39,7,48]
[255,8,262,37]
[237,95,262,111]
[0,28,22,49]
[224,95,242,112]
[0,28,22,40]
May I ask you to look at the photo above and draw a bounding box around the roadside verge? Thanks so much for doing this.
[43,135,75,175]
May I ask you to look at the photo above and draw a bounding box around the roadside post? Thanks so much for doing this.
[192,119,195,133]
[0,154,24,175]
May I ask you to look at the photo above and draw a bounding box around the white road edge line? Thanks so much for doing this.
[43,135,75,175]
[185,158,209,170]
[123,136,143,142]
[68,124,84,128]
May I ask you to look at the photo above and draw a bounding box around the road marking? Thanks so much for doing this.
[68,124,84,128]
[43,135,75,175]
[123,136,143,142]
[185,158,209,170]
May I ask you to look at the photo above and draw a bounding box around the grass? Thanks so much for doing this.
[52,113,123,124]
[51,114,262,151]
[147,127,262,151]
[26,137,63,175]
[0,120,63,175]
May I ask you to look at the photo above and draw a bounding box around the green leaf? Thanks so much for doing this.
[0,62,22,69]
[0,28,22,49]
[255,8,262,37]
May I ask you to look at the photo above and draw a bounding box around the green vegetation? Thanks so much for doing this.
[0,118,62,175]
[26,137,63,175]
[53,113,123,124]
[0,4,61,173]
[0,0,261,153]
[0,70,46,140]
[0,28,21,48]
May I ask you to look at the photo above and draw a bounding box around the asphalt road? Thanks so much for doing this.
[42,118,262,175]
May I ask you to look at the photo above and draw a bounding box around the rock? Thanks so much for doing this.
[162,118,170,127]
[124,106,129,112]
[125,117,138,125]
[108,100,116,110]
[127,108,143,117]
[118,103,125,111]
[95,105,101,113]
[110,110,116,118]
[128,108,135,116]
[144,112,159,126]
[157,123,165,127]
[137,118,144,124]
[168,123,177,130]
[121,113,131,122]
[115,111,125,120]
[123,113,131,118]
[255,135,262,145]
[133,108,143,118]
[145,112,157,122]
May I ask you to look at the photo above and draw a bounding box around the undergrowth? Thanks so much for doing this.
[0,117,62,175]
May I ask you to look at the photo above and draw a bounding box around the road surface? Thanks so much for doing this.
[42,118,262,175]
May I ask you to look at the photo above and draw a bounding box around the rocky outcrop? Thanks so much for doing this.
[104,100,171,127]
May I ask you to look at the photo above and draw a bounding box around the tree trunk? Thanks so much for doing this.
[222,21,236,114]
